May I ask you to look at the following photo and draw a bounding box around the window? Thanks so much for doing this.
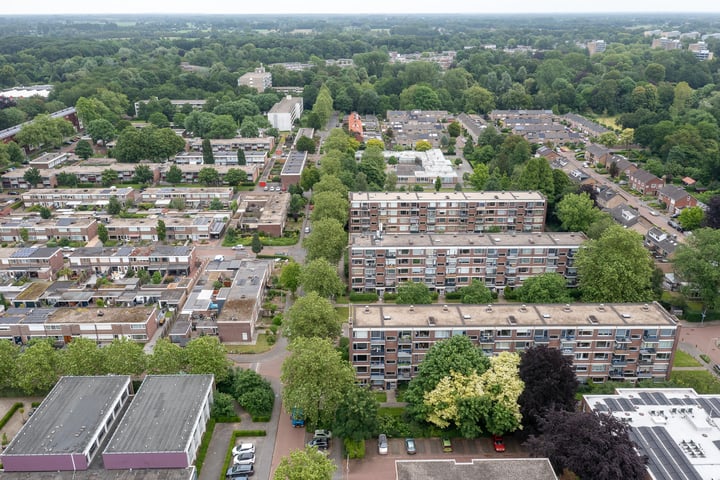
[660,328,675,337]
[577,342,591,349]
[496,341,511,350]
[594,353,609,360]
[415,342,431,350]
[353,343,368,350]
[353,355,368,362]
[497,329,512,337]
[353,330,369,339]
[578,330,593,337]
[658,340,674,349]
[595,341,611,349]
[575,352,590,360]
[591,364,606,372]
[435,330,451,339]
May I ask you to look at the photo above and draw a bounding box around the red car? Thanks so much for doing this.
[492,435,505,452]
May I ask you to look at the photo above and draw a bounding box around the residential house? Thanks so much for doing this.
[0,216,98,243]
[21,187,135,209]
[585,144,612,166]
[629,169,664,195]
[346,112,364,142]
[606,204,640,228]
[0,247,64,280]
[645,227,679,259]
[657,184,698,214]
[139,187,234,209]
[236,192,290,237]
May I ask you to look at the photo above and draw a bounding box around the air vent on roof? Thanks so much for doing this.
[485,304,493,312]
[642,304,650,311]
[563,304,572,312]
[588,315,598,325]
[622,313,631,319]
[598,304,606,312]
[442,304,448,312]
[507,315,517,325]
[520,305,528,312]
[383,314,391,321]
[364,306,370,313]
[409,305,414,312]
[542,313,551,319]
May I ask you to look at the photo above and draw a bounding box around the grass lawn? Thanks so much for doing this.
[673,350,701,367]
[378,406,405,417]
[224,334,274,354]
[596,115,621,130]
[670,370,720,394]
[336,306,350,323]
[373,391,388,403]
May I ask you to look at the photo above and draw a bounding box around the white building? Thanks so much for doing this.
[268,96,303,131]
[237,66,272,92]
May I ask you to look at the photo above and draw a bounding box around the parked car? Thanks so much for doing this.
[378,434,388,455]
[291,407,305,427]
[304,226,311,234]
[232,451,255,465]
[232,245,245,250]
[405,437,417,455]
[442,438,453,453]
[714,364,720,375]
[313,429,332,440]
[307,438,329,450]
[649,210,659,216]
[492,435,506,452]
[226,463,254,478]
[231,443,255,456]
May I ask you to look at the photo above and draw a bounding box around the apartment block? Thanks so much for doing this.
[280,151,307,190]
[28,152,70,170]
[349,191,547,234]
[0,216,98,243]
[349,302,679,389]
[187,136,275,157]
[349,231,583,294]
[0,247,65,280]
[268,96,303,131]
[139,187,234,208]
[103,214,227,242]
[159,164,259,185]
[237,66,272,92]
[21,187,135,209]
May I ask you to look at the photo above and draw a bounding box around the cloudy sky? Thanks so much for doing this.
[1,0,719,15]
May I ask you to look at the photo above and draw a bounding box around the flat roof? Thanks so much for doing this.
[396,458,557,480]
[281,151,307,175]
[47,306,153,324]
[0,468,195,480]
[349,191,545,203]
[103,375,214,455]
[351,302,678,329]
[2,376,130,456]
[350,232,585,249]
[585,388,720,480]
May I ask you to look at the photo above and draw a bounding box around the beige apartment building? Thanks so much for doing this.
[349,302,679,389]
[349,191,547,234]
[349,231,584,294]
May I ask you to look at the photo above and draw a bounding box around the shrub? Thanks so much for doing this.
[349,292,379,302]
[700,354,711,364]
[444,291,462,300]
[344,438,366,459]
[195,419,216,474]
[383,293,398,301]
[211,392,236,419]
[0,403,22,430]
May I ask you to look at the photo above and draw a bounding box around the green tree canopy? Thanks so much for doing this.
[458,279,494,304]
[299,258,345,298]
[14,339,60,395]
[302,218,347,265]
[514,273,571,304]
[148,338,187,374]
[273,446,336,480]
[332,386,379,442]
[60,337,106,376]
[556,192,601,233]
[673,228,720,313]
[279,261,302,294]
[285,291,341,341]
[396,281,433,305]
[185,336,231,383]
[310,191,349,225]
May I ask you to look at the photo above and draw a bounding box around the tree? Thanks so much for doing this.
[19,227,29,243]
[97,223,109,244]
[273,447,336,480]
[468,162,490,190]
[151,271,163,284]
[211,392,236,419]
[0,340,19,391]
[281,337,355,428]
[312,175,348,199]
[23,167,41,187]
[15,115,74,150]
[7,141,24,164]
[101,168,119,187]
[166,164,183,184]
[288,194,305,220]
[148,338,186,374]
[280,261,302,294]
[299,258,345,298]
[674,228,720,313]
[232,368,275,418]
[405,335,490,423]
[415,140,432,152]
[526,411,647,480]
[303,218,347,264]
[14,339,60,395]
[39,206,52,219]
[103,338,147,376]
[358,147,386,189]
[251,232,263,254]
[185,336,231,383]
[202,138,215,164]
[576,225,655,302]
[678,206,704,231]
[237,148,246,165]
[148,112,170,128]
[514,273,571,303]
[225,168,245,187]
[86,119,116,145]
[463,85,495,113]
[285,292,341,341]
[310,191,349,225]
[703,195,720,229]
[133,164,153,184]
[458,279,493,304]
[448,121,462,138]
[396,281,432,305]
[197,167,220,186]
[209,198,223,210]
[296,136,316,153]
[157,219,166,242]
[434,176,442,192]
[107,196,122,215]
[332,386,379,442]
[556,193,601,233]
[516,157,554,199]
[300,166,321,191]
[518,345,578,432]
[74,139,93,159]
[60,337,105,376]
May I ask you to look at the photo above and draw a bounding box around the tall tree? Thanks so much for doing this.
[103,338,147,376]
[514,273,571,303]
[166,164,183,184]
[97,223,109,244]
[299,258,345,298]
[285,292,341,341]
[310,191,349,225]
[273,447,336,480]
[678,206,704,231]
[0,340,20,391]
[202,138,215,164]
[236,148,246,165]
[674,228,720,314]
[332,386,379,442]
[23,167,42,187]
[526,411,647,480]
[157,219,166,242]
[302,218,347,264]
[396,281,433,305]
[281,337,355,428]
[74,139,94,159]
[14,339,60,395]
[185,336,231,383]
[197,167,220,186]
[251,232,263,254]
[86,118,116,145]
[279,261,302,295]
[576,225,655,302]
[60,338,105,376]
[458,279,493,304]
[518,345,578,432]
[556,192,602,233]
[133,164,153,184]
[148,338,186,374]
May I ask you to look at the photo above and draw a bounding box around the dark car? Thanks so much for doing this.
[307,438,329,450]
[405,437,417,454]
[492,435,506,452]
[226,463,254,478]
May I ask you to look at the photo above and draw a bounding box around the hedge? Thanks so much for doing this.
[194,419,216,474]
[344,438,366,459]
[0,402,23,430]
[349,292,379,302]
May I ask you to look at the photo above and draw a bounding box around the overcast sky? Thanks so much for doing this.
[1,0,719,15]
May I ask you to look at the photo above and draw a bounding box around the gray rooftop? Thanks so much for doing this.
[396,458,557,480]
[0,468,195,480]
[3,376,131,456]
[281,151,307,175]
[103,375,213,455]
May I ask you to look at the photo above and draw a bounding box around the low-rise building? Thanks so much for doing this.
[657,184,698,214]
[629,169,664,195]
[345,112,363,142]
[67,245,197,278]
[0,246,64,280]
[349,191,547,234]
[583,388,720,480]
[237,66,272,92]
[236,192,290,236]
[215,260,272,343]
[585,144,612,166]
[159,164,259,185]
[104,214,227,242]
[606,204,640,228]
[349,231,584,294]
[0,216,98,243]
[456,113,487,143]
[349,302,679,389]
[387,149,458,186]
[139,187,234,208]
[645,227,679,259]
[1,376,132,472]
[268,96,303,131]
[187,136,275,157]
[280,151,307,190]
[28,152,70,170]
[21,187,135,209]
[103,375,213,470]
[563,114,610,138]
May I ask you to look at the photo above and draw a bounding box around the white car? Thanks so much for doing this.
[232,451,255,465]
[232,443,255,456]
[232,245,245,250]
[649,210,659,216]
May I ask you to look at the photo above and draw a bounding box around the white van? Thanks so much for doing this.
[214,255,224,262]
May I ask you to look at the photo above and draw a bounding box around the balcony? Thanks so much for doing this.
[370,374,385,381]
[534,335,549,343]
[612,359,628,366]
[615,336,631,343]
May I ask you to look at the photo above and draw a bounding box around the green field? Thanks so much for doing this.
[673,350,702,367]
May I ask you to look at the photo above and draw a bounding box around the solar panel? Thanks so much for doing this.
[639,392,657,405]
[652,392,670,404]
[631,397,644,405]
[710,398,720,418]
[618,398,635,411]
[56,218,75,226]
[604,398,622,412]
[632,427,704,480]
